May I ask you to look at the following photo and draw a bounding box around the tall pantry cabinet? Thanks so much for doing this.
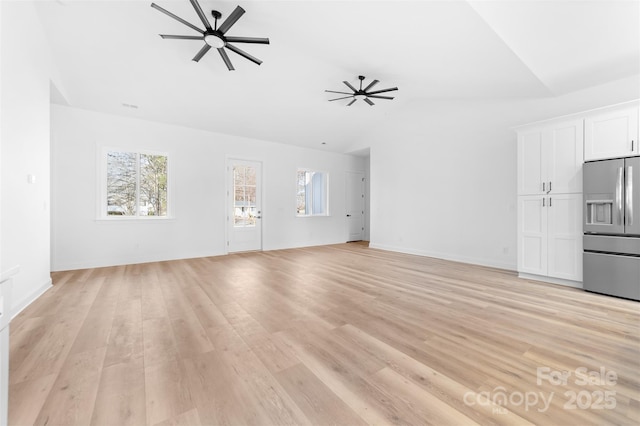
[517,118,584,286]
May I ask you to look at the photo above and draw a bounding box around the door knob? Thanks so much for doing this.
[346,214,352,217]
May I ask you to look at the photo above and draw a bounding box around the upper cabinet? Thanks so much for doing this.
[584,104,639,161]
[517,118,584,195]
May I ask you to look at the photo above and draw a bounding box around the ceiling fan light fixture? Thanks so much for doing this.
[204,34,225,48]
[152,1,269,71]
[326,75,398,106]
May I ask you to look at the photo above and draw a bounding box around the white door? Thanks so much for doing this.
[227,159,262,253]
[517,195,547,276]
[547,193,583,281]
[346,171,365,241]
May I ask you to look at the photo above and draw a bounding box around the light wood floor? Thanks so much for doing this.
[8,243,640,425]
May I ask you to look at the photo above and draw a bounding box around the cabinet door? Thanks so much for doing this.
[545,119,584,194]
[518,195,547,275]
[584,105,639,161]
[517,130,544,195]
[547,194,583,281]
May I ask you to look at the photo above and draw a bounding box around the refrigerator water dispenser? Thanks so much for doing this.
[586,200,613,225]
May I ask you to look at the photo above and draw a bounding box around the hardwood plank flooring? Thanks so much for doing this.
[9,243,640,425]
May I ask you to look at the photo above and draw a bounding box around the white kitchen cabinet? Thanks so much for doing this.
[584,104,639,161]
[517,194,582,282]
[547,193,583,282]
[517,195,547,276]
[517,116,583,286]
[517,131,544,195]
[517,118,583,195]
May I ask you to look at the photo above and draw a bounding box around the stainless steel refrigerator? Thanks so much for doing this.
[583,156,640,301]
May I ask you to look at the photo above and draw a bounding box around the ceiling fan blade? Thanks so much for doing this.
[218,48,235,71]
[367,95,394,100]
[347,99,357,106]
[192,44,211,62]
[189,0,212,30]
[218,5,245,34]
[151,3,203,34]
[160,34,203,40]
[225,36,270,44]
[325,90,354,95]
[367,87,398,95]
[363,79,379,92]
[342,81,358,92]
[364,98,375,106]
[329,96,355,101]
[226,44,262,65]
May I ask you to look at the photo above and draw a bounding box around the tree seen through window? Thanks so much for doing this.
[106,151,168,217]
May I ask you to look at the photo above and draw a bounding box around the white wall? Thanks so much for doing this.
[51,105,364,271]
[364,101,518,270]
[1,1,52,314]
[0,0,3,285]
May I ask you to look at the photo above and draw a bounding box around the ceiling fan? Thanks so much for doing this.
[151,1,269,70]
[326,76,398,106]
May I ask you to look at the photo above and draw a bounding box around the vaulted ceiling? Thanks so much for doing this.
[38,0,640,152]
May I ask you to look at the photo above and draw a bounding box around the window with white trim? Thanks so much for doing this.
[103,150,169,218]
[296,169,328,216]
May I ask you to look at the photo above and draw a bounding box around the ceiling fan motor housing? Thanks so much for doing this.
[204,32,225,48]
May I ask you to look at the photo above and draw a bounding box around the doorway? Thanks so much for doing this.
[227,159,262,253]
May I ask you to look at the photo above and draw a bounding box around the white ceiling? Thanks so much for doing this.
[37,0,640,152]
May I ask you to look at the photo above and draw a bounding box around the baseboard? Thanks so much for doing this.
[53,240,352,271]
[51,250,226,272]
[11,277,53,320]
[518,272,583,289]
[368,243,516,271]
[263,239,348,252]
[52,241,515,275]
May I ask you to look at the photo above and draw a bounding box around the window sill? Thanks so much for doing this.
[95,216,175,223]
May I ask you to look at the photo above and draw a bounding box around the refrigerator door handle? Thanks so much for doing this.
[626,166,633,226]
[616,167,624,225]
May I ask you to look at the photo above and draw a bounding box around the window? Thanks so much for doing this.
[297,169,328,216]
[233,164,257,227]
[104,150,169,218]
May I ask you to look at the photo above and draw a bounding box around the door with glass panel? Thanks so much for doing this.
[227,159,262,252]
